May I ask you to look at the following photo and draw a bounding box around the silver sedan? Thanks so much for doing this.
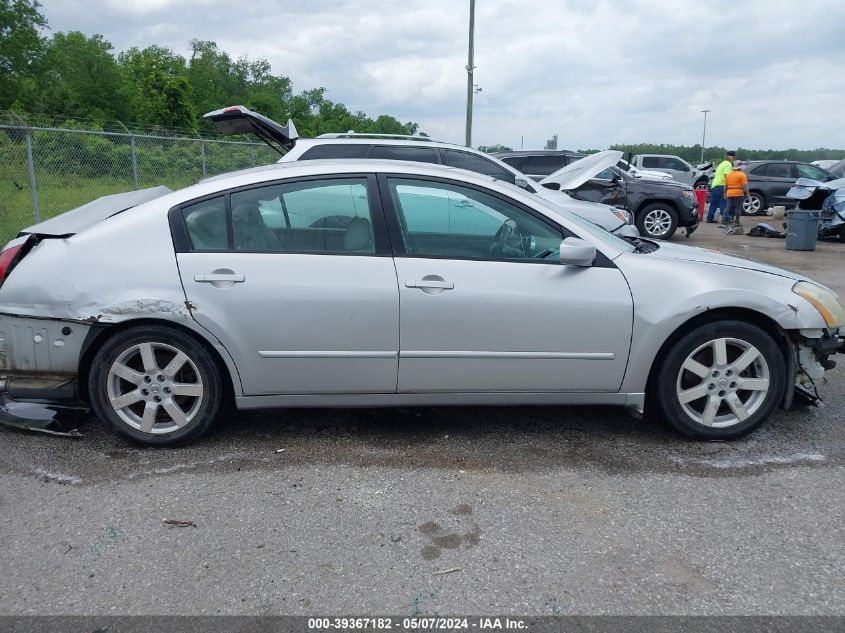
[0,159,842,446]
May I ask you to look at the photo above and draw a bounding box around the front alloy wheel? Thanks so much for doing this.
[90,326,224,446]
[636,204,678,239]
[650,320,785,440]
[675,338,769,428]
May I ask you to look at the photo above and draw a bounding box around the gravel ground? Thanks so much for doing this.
[0,221,843,616]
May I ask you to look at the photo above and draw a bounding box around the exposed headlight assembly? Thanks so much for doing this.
[793,281,845,328]
[612,209,632,224]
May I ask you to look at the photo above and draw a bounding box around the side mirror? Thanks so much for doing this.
[542,181,561,191]
[514,177,530,190]
[559,237,596,267]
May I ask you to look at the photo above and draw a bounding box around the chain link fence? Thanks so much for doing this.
[0,111,278,245]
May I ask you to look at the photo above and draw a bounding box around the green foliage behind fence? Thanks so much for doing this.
[0,119,277,245]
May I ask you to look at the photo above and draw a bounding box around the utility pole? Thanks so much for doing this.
[465,0,476,147]
[700,109,710,164]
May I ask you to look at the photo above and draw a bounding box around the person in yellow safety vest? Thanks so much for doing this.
[706,150,736,223]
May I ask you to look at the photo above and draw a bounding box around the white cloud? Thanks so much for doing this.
[39,0,845,150]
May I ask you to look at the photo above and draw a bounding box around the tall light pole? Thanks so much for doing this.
[465,0,476,147]
[700,109,710,164]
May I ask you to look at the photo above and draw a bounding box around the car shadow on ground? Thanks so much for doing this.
[1,401,837,486]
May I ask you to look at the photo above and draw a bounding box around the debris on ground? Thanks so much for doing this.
[431,566,462,576]
[162,519,196,528]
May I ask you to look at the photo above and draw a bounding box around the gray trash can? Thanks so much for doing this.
[786,210,820,251]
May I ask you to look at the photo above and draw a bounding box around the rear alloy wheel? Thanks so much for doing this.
[90,326,224,446]
[636,204,678,239]
[742,192,766,215]
[651,320,785,440]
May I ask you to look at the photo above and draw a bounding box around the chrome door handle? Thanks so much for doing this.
[195,273,245,283]
[405,279,454,290]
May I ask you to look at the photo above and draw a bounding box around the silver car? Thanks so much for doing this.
[0,155,843,446]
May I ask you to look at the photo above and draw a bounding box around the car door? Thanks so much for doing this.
[660,157,694,185]
[754,163,798,204]
[174,175,400,396]
[379,175,634,393]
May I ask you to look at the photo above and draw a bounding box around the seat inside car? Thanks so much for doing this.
[185,207,228,250]
[343,216,373,252]
[233,204,283,251]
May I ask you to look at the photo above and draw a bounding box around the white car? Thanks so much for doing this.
[204,107,636,236]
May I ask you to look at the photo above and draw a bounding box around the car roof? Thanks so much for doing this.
[746,160,816,165]
[292,136,463,149]
[494,150,580,157]
[192,159,501,192]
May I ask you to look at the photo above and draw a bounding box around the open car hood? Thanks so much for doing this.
[19,186,172,237]
[540,150,623,190]
[204,105,298,155]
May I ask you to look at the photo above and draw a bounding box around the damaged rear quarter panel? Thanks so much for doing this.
[0,203,191,323]
[0,198,245,396]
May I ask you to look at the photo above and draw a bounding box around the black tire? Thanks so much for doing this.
[636,203,678,240]
[89,325,225,447]
[839,225,845,242]
[649,320,786,440]
[693,178,708,189]
[743,191,766,216]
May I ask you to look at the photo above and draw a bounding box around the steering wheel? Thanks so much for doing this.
[488,219,526,258]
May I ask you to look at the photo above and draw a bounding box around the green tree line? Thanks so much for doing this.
[1,0,419,136]
[606,144,843,164]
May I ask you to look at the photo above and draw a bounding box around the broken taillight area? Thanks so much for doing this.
[0,235,34,287]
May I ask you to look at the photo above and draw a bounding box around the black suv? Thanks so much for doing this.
[743,161,835,215]
[494,150,584,181]
[544,165,699,240]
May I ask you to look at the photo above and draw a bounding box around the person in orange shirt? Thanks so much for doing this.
[723,160,750,234]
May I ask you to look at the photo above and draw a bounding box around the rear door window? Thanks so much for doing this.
[299,144,370,160]
[641,156,661,169]
[762,163,795,178]
[230,178,375,253]
[369,146,439,163]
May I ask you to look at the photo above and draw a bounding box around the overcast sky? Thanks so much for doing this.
[40,0,845,151]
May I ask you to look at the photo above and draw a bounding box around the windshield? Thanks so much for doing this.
[530,195,635,254]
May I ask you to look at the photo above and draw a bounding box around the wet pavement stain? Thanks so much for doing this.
[0,397,841,487]
[418,505,482,561]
